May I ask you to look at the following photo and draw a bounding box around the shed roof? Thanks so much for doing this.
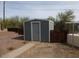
[24,19,49,23]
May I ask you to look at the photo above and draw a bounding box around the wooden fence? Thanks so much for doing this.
[50,30,68,43]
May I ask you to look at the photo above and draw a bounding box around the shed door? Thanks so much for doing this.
[32,22,40,41]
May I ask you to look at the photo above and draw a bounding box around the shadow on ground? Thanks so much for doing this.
[13,35,24,40]
[60,43,79,50]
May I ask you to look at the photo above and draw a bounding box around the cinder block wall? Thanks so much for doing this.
[67,34,79,47]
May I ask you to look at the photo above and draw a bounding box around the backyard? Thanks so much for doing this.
[0,1,79,58]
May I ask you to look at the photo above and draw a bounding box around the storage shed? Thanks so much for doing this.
[23,19,54,42]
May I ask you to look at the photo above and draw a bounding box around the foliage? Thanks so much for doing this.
[0,10,75,32]
[57,10,75,31]
[48,16,56,22]
[57,10,75,22]
[48,10,75,31]
[0,16,29,29]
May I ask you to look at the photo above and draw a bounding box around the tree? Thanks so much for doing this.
[48,10,75,31]
[19,17,29,25]
[48,16,56,22]
[57,10,75,31]
[2,16,29,28]
[57,10,75,22]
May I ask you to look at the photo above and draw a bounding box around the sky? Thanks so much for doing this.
[0,1,79,21]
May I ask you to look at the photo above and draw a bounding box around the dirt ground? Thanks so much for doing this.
[0,31,27,56]
[17,42,79,58]
[1,30,79,58]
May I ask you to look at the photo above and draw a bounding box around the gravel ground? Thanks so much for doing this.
[0,31,27,56]
[17,42,79,58]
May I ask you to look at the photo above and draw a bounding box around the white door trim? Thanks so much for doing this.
[23,22,26,41]
[49,21,50,43]
[49,25,50,43]
[31,21,41,42]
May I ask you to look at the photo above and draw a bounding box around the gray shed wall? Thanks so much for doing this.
[24,21,31,41]
[41,21,49,42]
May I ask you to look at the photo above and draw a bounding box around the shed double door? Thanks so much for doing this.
[31,22,41,41]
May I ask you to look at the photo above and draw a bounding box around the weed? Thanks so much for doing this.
[7,47,15,51]
[22,42,26,44]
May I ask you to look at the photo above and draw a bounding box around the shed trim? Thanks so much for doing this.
[49,22,50,43]
[23,22,26,41]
